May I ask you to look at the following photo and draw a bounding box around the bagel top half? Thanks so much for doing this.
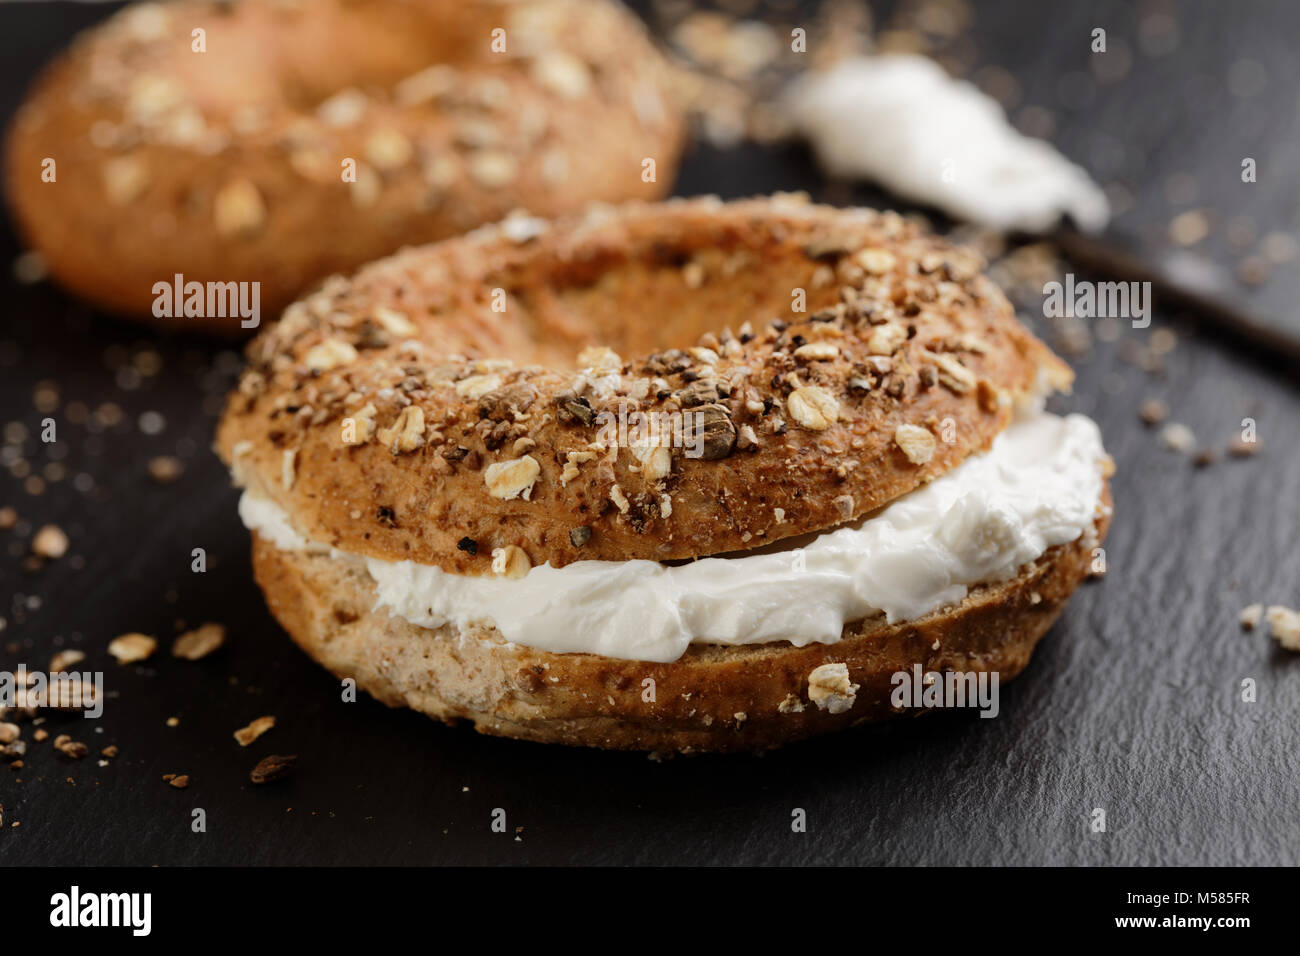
[216,194,1075,574]
[4,0,684,325]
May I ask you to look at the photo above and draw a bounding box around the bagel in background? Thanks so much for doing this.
[217,195,1114,752]
[3,0,685,330]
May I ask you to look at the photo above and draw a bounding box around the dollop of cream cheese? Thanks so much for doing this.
[785,54,1110,234]
[238,411,1108,663]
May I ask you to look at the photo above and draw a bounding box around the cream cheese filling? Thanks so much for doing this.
[237,410,1108,663]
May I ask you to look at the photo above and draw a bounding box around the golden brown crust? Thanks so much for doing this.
[249,486,1109,752]
[217,195,1072,570]
[3,0,684,326]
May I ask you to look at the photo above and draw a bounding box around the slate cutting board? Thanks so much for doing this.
[0,1,1297,866]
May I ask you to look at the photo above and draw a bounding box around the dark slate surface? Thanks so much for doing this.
[0,2,1297,866]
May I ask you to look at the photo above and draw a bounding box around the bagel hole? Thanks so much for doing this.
[494,237,848,369]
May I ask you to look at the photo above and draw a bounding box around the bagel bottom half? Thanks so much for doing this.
[249,486,1110,753]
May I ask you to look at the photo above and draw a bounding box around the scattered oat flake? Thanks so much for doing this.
[1138,399,1168,426]
[1227,436,1261,457]
[108,633,157,664]
[166,717,179,727]
[31,524,69,559]
[54,736,88,759]
[148,455,184,483]
[1159,422,1196,453]
[1168,209,1210,246]
[50,649,85,673]
[234,716,276,747]
[13,250,46,284]
[168,774,190,789]
[1266,606,1300,651]
[172,622,226,660]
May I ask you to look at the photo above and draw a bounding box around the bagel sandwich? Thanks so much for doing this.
[216,195,1113,752]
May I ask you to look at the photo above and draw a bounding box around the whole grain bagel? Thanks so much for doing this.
[4,0,684,329]
[217,195,1113,751]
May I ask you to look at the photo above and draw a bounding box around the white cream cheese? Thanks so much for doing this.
[238,411,1108,663]
[785,55,1110,234]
